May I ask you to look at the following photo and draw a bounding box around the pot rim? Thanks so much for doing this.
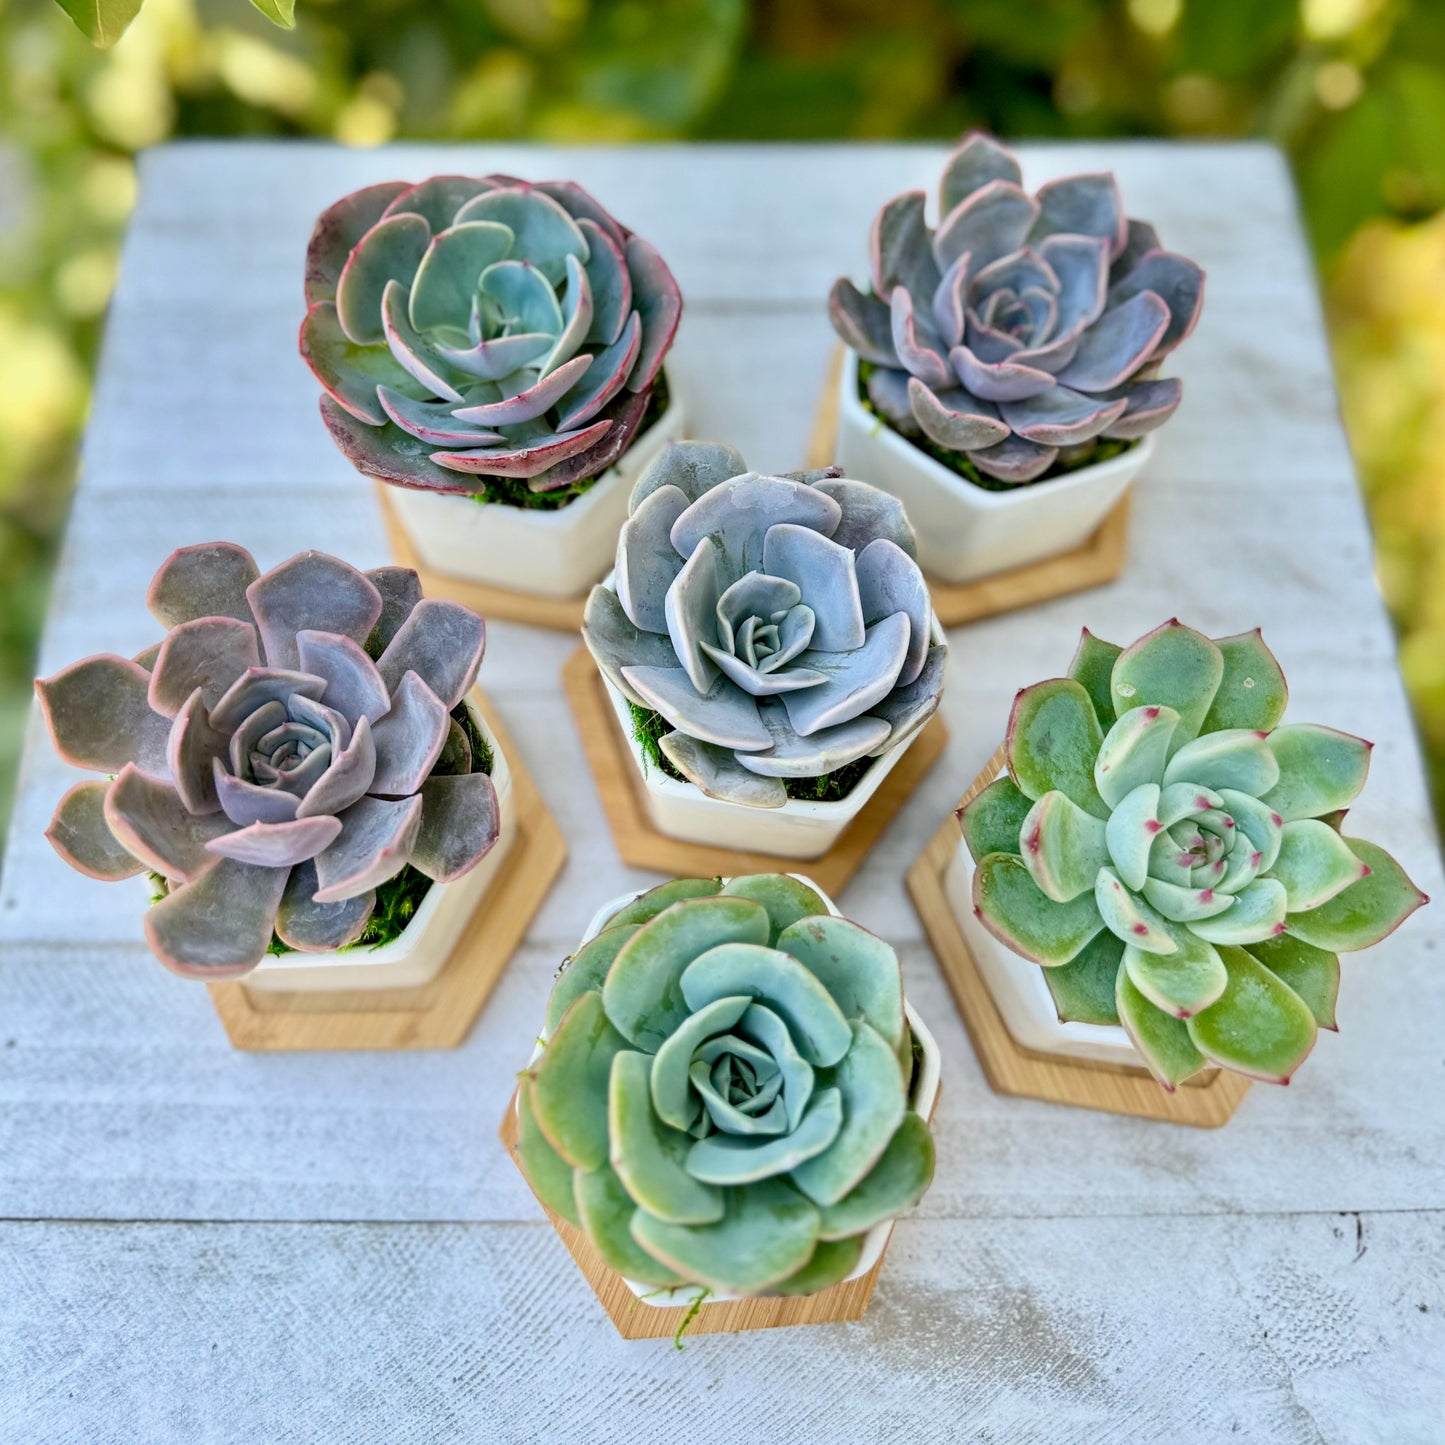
[837,346,1156,511]
[597,576,944,819]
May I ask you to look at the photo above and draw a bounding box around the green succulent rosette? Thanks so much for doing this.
[515,874,936,1298]
[960,621,1428,1088]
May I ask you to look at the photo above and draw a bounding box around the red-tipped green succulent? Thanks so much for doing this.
[830,132,1203,483]
[302,173,681,497]
[958,621,1427,1087]
[36,544,500,978]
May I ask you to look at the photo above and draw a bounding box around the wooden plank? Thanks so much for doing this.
[2,1213,1440,1441]
[562,646,948,895]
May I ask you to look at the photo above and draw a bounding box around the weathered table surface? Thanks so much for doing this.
[2,141,1442,1444]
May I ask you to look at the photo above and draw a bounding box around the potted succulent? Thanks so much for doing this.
[581,441,948,859]
[301,173,685,600]
[35,543,513,991]
[945,620,1428,1089]
[509,873,940,1329]
[829,133,1204,584]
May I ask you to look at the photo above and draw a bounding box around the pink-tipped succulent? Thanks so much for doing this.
[302,174,682,497]
[958,622,1428,1087]
[830,132,1204,484]
[36,544,501,978]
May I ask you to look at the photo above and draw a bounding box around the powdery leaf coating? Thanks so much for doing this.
[36,542,503,978]
[830,131,1204,483]
[302,172,681,494]
[584,442,946,808]
[959,620,1427,1088]
[514,875,935,1298]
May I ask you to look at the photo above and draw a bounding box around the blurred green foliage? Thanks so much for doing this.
[2,0,1444,833]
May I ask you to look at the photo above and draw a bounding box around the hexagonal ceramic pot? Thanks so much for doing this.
[243,692,517,995]
[598,597,945,861]
[834,349,1154,586]
[385,378,685,599]
[522,877,943,1312]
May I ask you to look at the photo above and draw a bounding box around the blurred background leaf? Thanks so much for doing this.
[1,0,1442,838]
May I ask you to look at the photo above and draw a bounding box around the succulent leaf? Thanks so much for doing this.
[775,915,906,1051]
[147,542,259,629]
[604,877,723,927]
[1245,933,1340,1031]
[1006,678,1108,818]
[144,859,289,979]
[1067,629,1122,728]
[603,897,771,1051]
[530,991,629,1173]
[574,1164,685,1285]
[973,852,1104,966]
[1041,930,1123,1025]
[1110,620,1223,748]
[516,1080,583,1229]
[1184,946,1317,1083]
[720,874,828,942]
[1123,931,1227,1018]
[1285,838,1428,952]
[630,1177,820,1296]
[45,781,143,881]
[1267,820,1368,912]
[35,655,172,777]
[545,924,639,1038]
[1261,724,1372,822]
[1116,967,1207,1088]
[958,774,1033,862]
[1200,630,1288,733]
[1020,790,1111,902]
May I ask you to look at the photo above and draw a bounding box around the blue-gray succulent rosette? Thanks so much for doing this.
[583,441,946,807]
[514,874,936,1297]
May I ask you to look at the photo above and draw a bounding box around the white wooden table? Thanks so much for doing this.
[2,142,1442,1444]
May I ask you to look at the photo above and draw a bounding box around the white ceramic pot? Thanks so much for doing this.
[834,349,1155,585]
[531,877,942,1309]
[598,606,944,860]
[942,831,1138,1069]
[244,692,517,994]
[386,379,685,599]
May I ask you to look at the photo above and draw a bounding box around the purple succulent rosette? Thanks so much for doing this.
[830,132,1205,484]
[583,441,946,808]
[35,544,500,978]
[301,174,682,497]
